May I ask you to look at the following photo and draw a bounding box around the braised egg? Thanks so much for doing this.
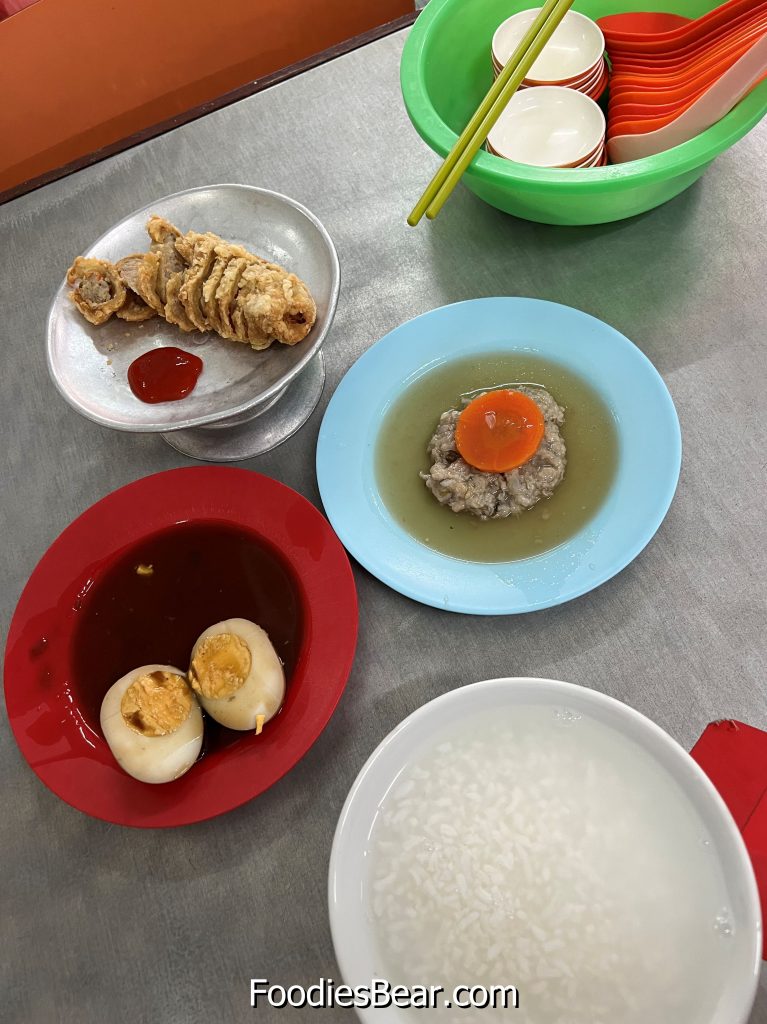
[188,618,285,731]
[100,664,203,783]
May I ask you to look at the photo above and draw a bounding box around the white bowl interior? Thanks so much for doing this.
[487,86,606,166]
[492,8,605,81]
[329,678,761,1024]
[47,184,339,432]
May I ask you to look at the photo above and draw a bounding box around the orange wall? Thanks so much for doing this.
[0,0,411,193]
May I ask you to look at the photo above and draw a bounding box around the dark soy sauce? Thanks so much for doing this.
[70,521,303,753]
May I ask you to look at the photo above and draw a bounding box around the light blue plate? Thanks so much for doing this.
[316,298,681,615]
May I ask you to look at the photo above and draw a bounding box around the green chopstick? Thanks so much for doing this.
[407,0,576,225]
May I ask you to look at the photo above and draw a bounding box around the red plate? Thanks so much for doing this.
[4,467,358,827]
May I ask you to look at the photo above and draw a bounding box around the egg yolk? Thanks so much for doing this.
[189,633,251,700]
[120,670,193,736]
[455,389,545,473]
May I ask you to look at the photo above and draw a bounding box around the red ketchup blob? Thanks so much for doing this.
[127,347,203,404]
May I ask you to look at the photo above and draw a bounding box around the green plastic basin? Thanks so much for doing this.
[400,0,767,224]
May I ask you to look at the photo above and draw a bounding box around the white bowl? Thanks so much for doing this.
[492,7,604,82]
[493,56,606,91]
[526,55,605,90]
[329,678,761,1024]
[487,138,603,168]
[576,141,606,167]
[494,59,608,102]
[487,85,605,167]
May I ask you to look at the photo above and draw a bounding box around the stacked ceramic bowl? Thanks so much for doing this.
[486,85,607,167]
[492,7,608,101]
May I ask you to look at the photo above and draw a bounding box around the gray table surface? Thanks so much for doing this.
[2,27,766,1024]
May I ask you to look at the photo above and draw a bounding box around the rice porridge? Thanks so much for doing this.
[366,705,736,1023]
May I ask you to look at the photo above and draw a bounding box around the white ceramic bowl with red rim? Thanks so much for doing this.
[524,56,606,86]
[486,139,605,168]
[486,85,606,167]
[492,7,605,82]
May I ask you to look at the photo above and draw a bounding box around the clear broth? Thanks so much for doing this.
[375,354,618,562]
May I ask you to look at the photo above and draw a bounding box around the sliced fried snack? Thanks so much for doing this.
[147,216,187,304]
[232,264,276,350]
[200,254,230,334]
[147,215,180,250]
[164,272,198,333]
[134,248,164,309]
[115,255,158,322]
[237,262,317,348]
[176,229,257,266]
[203,240,269,336]
[116,253,151,299]
[116,292,157,322]
[232,300,272,350]
[66,257,126,325]
[215,257,249,339]
[66,219,317,351]
[173,229,202,266]
[178,236,218,331]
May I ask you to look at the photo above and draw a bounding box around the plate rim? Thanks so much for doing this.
[316,296,682,615]
[3,466,358,827]
[46,183,341,433]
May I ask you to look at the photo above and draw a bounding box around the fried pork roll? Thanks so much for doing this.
[66,217,317,350]
[176,231,317,350]
[115,255,158,322]
[236,261,316,348]
[66,257,126,325]
[147,216,186,305]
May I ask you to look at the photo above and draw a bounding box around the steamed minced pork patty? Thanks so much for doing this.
[420,386,566,520]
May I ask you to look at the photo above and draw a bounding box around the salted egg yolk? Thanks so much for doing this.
[189,632,251,700]
[188,618,286,732]
[121,669,192,735]
[100,665,204,784]
[455,389,545,473]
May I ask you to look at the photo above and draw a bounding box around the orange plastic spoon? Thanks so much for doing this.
[603,0,767,53]
[607,17,767,72]
[598,11,690,39]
